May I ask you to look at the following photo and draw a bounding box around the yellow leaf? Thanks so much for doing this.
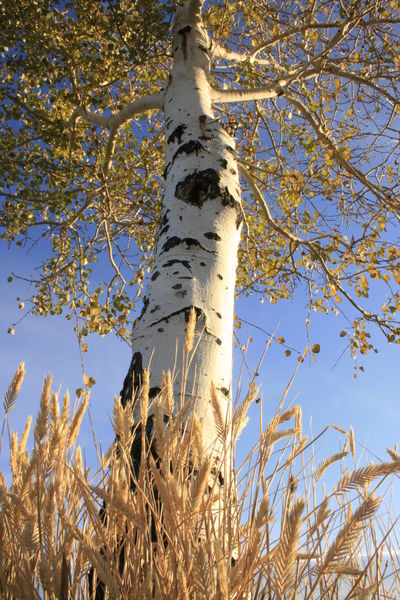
[83,373,96,388]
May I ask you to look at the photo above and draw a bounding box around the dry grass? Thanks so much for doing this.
[1,362,400,599]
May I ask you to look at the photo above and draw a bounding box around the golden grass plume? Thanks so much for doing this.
[0,364,400,598]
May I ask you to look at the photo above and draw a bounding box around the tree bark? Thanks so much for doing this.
[121,0,242,461]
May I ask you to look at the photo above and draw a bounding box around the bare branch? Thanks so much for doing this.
[212,83,284,104]
[110,93,163,129]
[103,128,118,179]
[211,65,321,104]
[68,93,163,131]
[68,106,111,129]
[103,220,126,288]
[210,42,271,66]
[69,93,163,177]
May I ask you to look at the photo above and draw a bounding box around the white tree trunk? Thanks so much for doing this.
[121,1,242,459]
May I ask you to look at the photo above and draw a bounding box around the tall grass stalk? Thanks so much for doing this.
[1,360,400,598]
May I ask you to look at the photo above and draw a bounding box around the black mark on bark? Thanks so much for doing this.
[172,140,204,163]
[172,284,182,289]
[178,25,191,60]
[204,232,221,241]
[162,259,192,271]
[150,305,205,329]
[219,159,228,169]
[161,236,214,254]
[167,124,186,145]
[175,168,242,228]
[163,163,171,179]
[185,306,206,324]
[175,169,220,208]
[161,236,181,253]
[159,224,169,237]
[120,352,143,408]
[217,274,223,279]
[199,114,207,136]
[221,193,243,229]
[160,210,170,229]
[151,271,160,281]
[138,296,149,319]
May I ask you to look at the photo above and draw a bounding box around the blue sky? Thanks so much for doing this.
[1,237,399,482]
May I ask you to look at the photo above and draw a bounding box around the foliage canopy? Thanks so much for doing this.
[1,0,400,360]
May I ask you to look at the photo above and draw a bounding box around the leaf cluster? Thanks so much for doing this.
[1,0,400,356]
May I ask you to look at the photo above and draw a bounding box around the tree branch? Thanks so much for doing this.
[238,162,303,245]
[320,65,400,108]
[211,64,321,104]
[103,220,126,288]
[5,93,58,126]
[284,91,391,205]
[68,93,163,131]
[238,162,380,326]
[69,93,163,177]
[103,129,118,178]
[251,0,375,63]
[250,21,348,60]
[212,83,284,104]
[210,41,271,66]
[68,106,111,129]
[110,93,163,129]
